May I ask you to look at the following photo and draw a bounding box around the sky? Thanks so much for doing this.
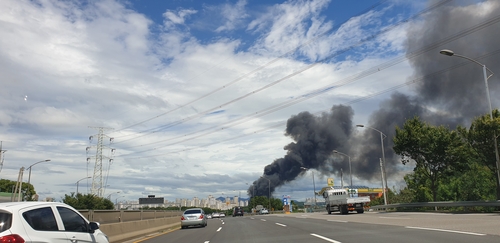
[1,0,499,203]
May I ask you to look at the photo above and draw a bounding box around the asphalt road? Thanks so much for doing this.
[129,212,500,243]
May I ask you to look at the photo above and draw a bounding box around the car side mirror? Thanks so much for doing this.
[89,222,100,233]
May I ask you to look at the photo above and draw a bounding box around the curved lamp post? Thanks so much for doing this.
[260,176,271,212]
[106,191,120,200]
[440,49,500,197]
[246,182,256,210]
[333,150,352,194]
[300,167,317,209]
[27,159,51,185]
[76,176,91,195]
[356,124,388,205]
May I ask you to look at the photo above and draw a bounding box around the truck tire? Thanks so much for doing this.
[356,208,364,214]
[340,205,348,215]
[327,205,332,214]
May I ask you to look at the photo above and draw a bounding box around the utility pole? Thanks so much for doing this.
[0,141,6,174]
[12,167,24,202]
[87,127,114,197]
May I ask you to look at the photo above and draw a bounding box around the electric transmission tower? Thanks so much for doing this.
[86,127,114,197]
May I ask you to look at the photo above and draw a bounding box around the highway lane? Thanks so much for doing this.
[134,213,500,243]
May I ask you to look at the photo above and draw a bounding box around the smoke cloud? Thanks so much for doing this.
[249,0,500,197]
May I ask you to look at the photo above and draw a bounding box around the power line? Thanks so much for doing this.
[118,47,500,159]
[110,0,390,137]
[113,0,452,144]
[116,6,500,154]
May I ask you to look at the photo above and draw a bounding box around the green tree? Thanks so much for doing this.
[249,196,269,209]
[403,167,432,202]
[63,193,114,210]
[457,109,500,199]
[0,179,36,201]
[270,198,283,211]
[393,117,468,201]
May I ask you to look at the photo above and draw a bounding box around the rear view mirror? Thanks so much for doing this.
[89,222,100,233]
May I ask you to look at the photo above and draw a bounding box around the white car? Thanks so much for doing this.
[0,201,109,243]
[260,208,269,214]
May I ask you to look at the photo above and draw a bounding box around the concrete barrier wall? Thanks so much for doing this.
[77,210,182,242]
[78,210,182,224]
[99,217,180,242]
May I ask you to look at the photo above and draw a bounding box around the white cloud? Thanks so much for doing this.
[163,8,197,27]
[248,0,333,58]
[0,0,462,203]
[215,0,249,32]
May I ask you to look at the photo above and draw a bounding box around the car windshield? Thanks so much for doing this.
[184,210,201,215]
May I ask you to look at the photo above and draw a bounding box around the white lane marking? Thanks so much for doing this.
[261,219,266,221]
[310,233,342,243]
[216,227,222,232]
[250,217,255,220]
[405,226,486,236]
[379,217,411,219]
[204,241,210,243]
[275,223,287,227]
[327,220,348,223]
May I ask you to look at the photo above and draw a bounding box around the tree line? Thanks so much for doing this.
[369,110,500,207]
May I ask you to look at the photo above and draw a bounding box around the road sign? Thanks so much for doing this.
[327,178,334,186]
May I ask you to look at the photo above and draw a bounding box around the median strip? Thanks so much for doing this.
[310,233,342,243]
[405,226,486,236]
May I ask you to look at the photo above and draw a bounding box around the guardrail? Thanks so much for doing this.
[370,200,500,210]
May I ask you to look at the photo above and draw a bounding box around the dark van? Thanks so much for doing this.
[232,206,244,217]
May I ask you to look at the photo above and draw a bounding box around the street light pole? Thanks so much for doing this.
[260,176,271,212]
[300,167,317,209]
[246,182,255,209]
[115,195,125,209]
[76,176,92,195]
[356,125,388,205]
[440,49,500,198]
[27,159,51,185]
[333,150,352,193]
[105,191,120,200]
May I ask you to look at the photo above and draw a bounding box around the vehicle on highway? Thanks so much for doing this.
[219,212,226,218]
[206,214,212,219]
[322,187,370,214]
[0,201,109,243]
[260,208,269,214]
[181,208,207,229]
[232,206,244,217]
[212,212,220,218]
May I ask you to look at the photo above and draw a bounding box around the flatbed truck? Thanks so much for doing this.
[322,188,370,214]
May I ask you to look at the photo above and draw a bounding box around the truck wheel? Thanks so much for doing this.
[356,208,364,214]
[340,205,348,215]
[327,205,332,214]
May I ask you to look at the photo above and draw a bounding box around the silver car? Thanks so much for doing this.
[180,208,207,229]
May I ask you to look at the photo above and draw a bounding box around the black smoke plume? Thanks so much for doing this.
[250,105,354,197]
[249,0,500,197]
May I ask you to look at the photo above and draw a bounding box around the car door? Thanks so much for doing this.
[21,206,68,243]
[56,206,96,243]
